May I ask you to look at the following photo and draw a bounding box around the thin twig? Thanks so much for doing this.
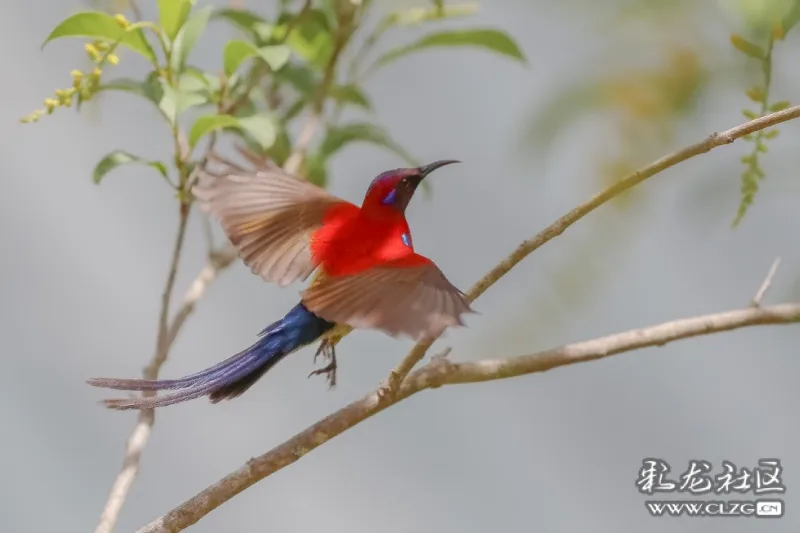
[93,204,191,533]
[283,116,321,175]
[382,104,800,396]
[127,0,143,22]
[137,301,800,533]
[752,256,781,307]
[167,250,239,347]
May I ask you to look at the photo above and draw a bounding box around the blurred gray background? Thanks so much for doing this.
[3,0,799,532]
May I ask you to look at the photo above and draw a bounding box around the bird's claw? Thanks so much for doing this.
[308,339,337,388]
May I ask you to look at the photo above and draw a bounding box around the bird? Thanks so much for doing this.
[87,156,473,410]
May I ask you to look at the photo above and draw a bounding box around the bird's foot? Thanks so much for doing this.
[313,338,335,365]
[308,340,337,388]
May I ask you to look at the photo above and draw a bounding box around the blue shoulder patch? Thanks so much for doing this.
[401,233,412,247]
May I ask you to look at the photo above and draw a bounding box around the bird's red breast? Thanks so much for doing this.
[310,206,417,277]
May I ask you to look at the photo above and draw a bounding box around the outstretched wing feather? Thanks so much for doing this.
[302,256,473,339]
[193,169,352,286]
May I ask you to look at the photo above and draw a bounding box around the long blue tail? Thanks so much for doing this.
[87,303,335,410]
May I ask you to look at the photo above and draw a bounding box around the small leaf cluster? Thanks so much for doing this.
[22,0,524,196]
[731,1,800,226]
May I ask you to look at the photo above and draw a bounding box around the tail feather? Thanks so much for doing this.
[88,303,334,410]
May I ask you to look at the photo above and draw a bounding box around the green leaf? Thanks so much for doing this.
[269,125,292,166]
[158,78,209,124]
[317,122,417,165]
[769,100,791,111]
[741,108,759,120]
[370,28,526,72]
[188,112,276,149]
[237,113,277,149]
[182,67,222,101]
[180,68,215,93]
[285,9,334,69]
[223,40,257,75]
[257,44,291,71]
[746,87,766,103]
[158,0,195,41]
[382,3,477,28]
[93,150,169,184]
[212,7,269,39]
[171,5,213,73]
[189,114,241,147]
[223,39,291,76]
[314,0,339,31]
[329,85,372,110]
[42,11,157,63]
[730,34,766,59]
[213,8,292,44]
[277,63,318,95]
[782,0,800,33]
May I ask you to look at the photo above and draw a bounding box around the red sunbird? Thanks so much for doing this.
[88,157,473,409]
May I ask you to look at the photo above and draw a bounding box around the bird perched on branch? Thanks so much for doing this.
[88,155,472,409]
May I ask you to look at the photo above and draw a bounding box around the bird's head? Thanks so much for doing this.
[362,159,460,213]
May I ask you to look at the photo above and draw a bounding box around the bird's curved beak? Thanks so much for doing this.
[418,159,460,179]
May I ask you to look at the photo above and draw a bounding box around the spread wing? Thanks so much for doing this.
[301,255,473,340]
[193,167,353,286]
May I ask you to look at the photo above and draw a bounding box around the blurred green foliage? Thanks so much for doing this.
[22,0,524,194]
[504,0,800,343]
[520,0,798,225]
[729,2,799,226]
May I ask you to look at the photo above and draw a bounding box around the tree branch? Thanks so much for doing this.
[137,302,800,533]
[94,201,190,533]
[752,256,781,307]
[382,103,800,395]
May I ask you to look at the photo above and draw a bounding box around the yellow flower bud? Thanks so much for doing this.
[55,88,75,105]
[91,67,102,79]
[114,14,130,28]
[107,54,120,65]
[71,70,84,89]
[44,98,59,113]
